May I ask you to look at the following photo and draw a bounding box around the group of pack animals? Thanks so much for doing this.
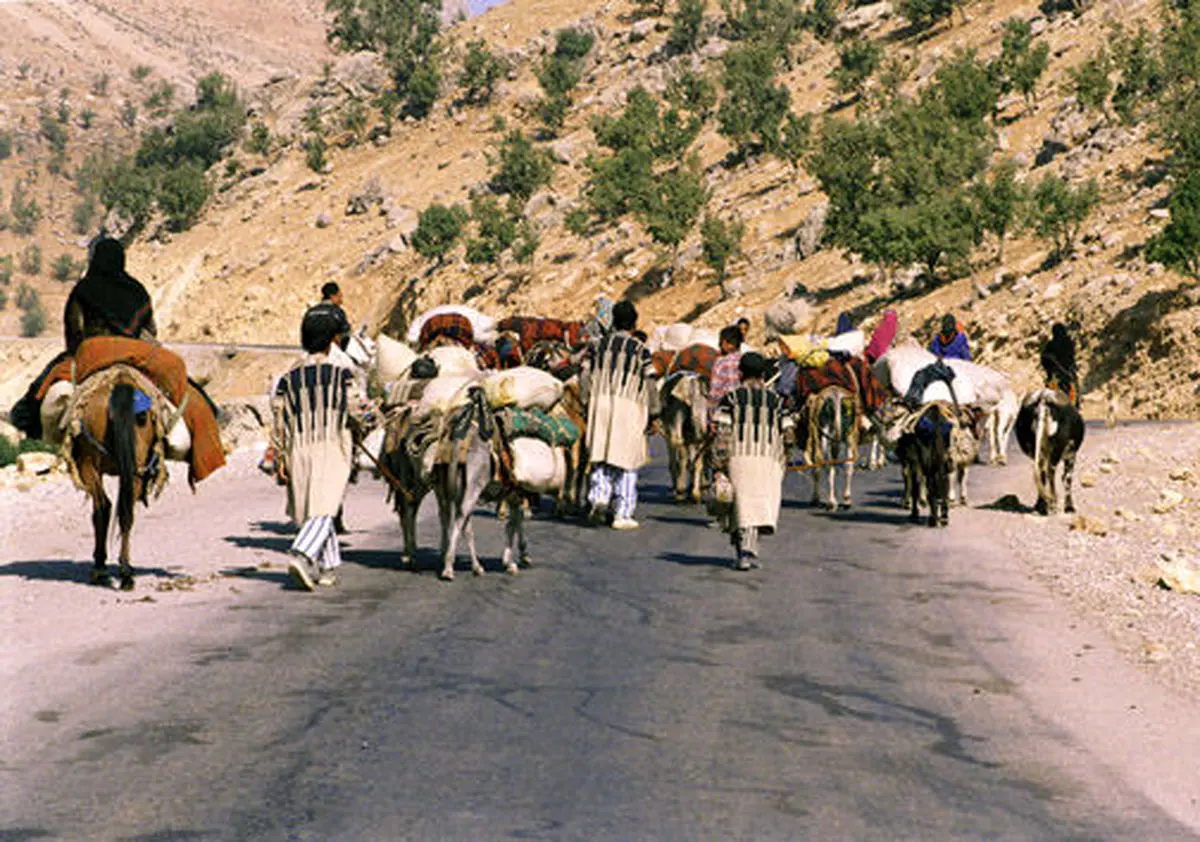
[58,304,1085,587]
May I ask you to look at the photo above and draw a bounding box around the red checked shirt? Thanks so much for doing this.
[708,352,743,412]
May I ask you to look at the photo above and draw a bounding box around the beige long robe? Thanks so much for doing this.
[715,385,791,531]
[584,331,653,472]
[272,349,368,525]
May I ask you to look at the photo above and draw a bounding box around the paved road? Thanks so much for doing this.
[3,451,1197,841]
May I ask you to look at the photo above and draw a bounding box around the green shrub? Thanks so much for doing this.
[565,206,592,236]
[584,148,655,223]
[18,286,46,337]
[1147,170,1200,277]
[92,73,110,97]
[119,100,138,129]
[144,80,176,117]
[247,123,272,156]
[305,135,328,173]
[412,203,469,264]
[701,212,745,297]
[159,162,210,231]
[720,0,805,61]
[460,39,505,105]
[9,182,41,236]
[553,28,595,62]
[325,0,442,109]
[491,131,553,201]
[718,43,791,160]
[1031,175,1100,259]
[465,194,517,264]
[100,159,157,231]
[52,253,79,282]
[513,219,539,264]
[20,244,42,276]
[830,37,883,98]
[639,158,709,260]
[0,255,12,285]
[0,132,11,160]
[899,0,958,31]
[668,0,707,54]
[666,68,717,118]
[40,110,68,155]
[1071,49,1112,115]
[404,62,441,118]
[79,108,96,130]
[131,64,153,82]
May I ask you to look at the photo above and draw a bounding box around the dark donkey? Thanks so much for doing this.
[69,367,166,589]
[897,403,956,527]
[1016,388,1085,515]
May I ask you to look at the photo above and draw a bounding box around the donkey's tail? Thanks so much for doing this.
[108,383,137,533]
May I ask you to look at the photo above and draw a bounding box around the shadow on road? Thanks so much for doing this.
[978,494,1035,515]
[0,559,177,585]
[658,551,732,569]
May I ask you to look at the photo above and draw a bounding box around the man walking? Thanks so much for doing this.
[271,306,375,590]
[583,300,655,530]
[712,353,792,570]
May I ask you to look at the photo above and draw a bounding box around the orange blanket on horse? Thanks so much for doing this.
[794,356,884,414]
[36,336,225,482]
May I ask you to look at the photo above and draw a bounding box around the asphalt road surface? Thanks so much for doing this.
[3,449,1197,841]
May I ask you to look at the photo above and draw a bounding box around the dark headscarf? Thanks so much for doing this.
[1041,323,1076,379]
[301,303,345,354]
[835,312,854,336]
[67,238,154,344]
[939,313,958,343]
[739,351,767,381]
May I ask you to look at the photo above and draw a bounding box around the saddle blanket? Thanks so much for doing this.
[498,407,580,448]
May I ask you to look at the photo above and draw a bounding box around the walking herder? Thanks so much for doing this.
[271,306,376,590]
[711,353,793,571]
[581,300,656,530]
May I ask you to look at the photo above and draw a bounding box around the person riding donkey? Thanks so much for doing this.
[710,353,793,571]
[272,306,378,591]
[1040,323,1081,408]
[9,237,225,485]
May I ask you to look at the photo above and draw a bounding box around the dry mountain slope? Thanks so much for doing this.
[122,0,1200,418]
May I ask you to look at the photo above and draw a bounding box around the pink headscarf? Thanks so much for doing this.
[865,310,898,363]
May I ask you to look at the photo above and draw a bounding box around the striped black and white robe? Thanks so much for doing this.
[583,331,654,472]
[271,347,368,569]
[714,385,791,533]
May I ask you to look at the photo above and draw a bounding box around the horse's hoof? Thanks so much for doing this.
[471,566,484,577]
[839,502,852,511]
[505,563,518,575]
[119,577,135,591]
[997,456,1007,466]
[519,556,533,569]
[439,569,455,582]
[1064,504,1077,514]
[824,503,837,512]
[89,569,111,587]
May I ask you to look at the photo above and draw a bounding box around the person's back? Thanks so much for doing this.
[1041,323,1079,406]
[65,238,156,354]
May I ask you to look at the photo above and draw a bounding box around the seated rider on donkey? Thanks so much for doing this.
[9,236,225,484]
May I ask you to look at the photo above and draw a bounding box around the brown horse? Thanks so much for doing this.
[68,367,166,590]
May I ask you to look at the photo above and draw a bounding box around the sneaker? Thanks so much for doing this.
[316,571,338,587]
[288,555,316,591]
[611,517,640,530]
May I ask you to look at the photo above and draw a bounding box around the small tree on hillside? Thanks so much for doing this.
[1110,21,1163,125]
[639,158,710,269]
[465,194,517,264]
[19,287,46,337]
[718,43,791,160]
[1147,170,1200,278]
[158,162,210,231]
[9,182,41,236]
[899,0,959,33]
[325,0,442,114]
[1031,175,1100,260]
[491,131,554,201]
[666,67,717,118]
[412,203,469,265]
[460,39,506,105]
[971,158,1027,264]
[668,0,708,54]
[830,37,883,100]
[701,212,745,297]
[1071,49,1113,116]
[991,19,1050,112]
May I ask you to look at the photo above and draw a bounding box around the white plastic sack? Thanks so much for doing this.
[39,381,74,446]
[482,366,563,411]
[375,334,417,383]
[689,328,720,350]
[406,305,496,345]
[355,427,385,472]
[165,408,191,461]
[427,344,479,376]
[825,329,865,357]
[875,339,977,404]
[510,437,567,493]
[945,358,1010,408]
[648,323,694,353]
[417,375,479,415]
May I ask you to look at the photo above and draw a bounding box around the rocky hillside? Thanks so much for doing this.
[11,0,1200,419]
[0,0,333,336]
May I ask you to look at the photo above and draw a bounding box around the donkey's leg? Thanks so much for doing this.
[399,498,419,569]
[117,517,135,591]
[501,497,523,575]
[689,446,703,504]
[463,516,484,577]
[841,442,855,509]
[824,446,837,512]
[1062,448,1078,514]
[436,476,457,581]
